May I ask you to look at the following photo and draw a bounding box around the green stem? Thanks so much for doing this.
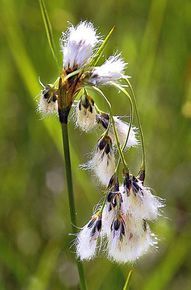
[91,86,128,171]
[61,122,87,290]
[110,82,134,173]
[123,269,133,290]
[126,79,146,174]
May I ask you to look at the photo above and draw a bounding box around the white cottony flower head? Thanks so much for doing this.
[38,85,58,115]
[121,176,164,220]
[83,136,115,186]
[61,21,99,70]
[111,117,138,148]
[76,215,101,260]
[102,200,116,237]
[89,55,127,85]
[107,216,156,263]
[75,95,97,132]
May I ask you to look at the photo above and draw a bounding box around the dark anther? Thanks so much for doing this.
[43,92,49,99]
[87,218,95,228]
[52,94,57,102]
[132,180,140,193]
[82,97,89,109]
[107,191,115,202]
[121,223,125,236]
[98,138,106,150]
[143,219,147,232]
[138,169,145,183]
[132,175,138,182]
[89,106,93,113]
[124,175,131,192]
[91,225,96,236]
[105,143,110,154]
[97,113,110,129]
[114,180,119,192]
[113,219,120,231]
[96,219,102,231]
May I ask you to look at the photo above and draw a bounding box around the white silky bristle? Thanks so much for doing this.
[76,225,98,261]
[120,183,164,220]
[111,117,138,148]
[38,95,58,115]
[107,217,155,263]
[89,55,126,85]
[84,149,115,186]
[61,21,99,69]
[101,203,116,237]
[75,102,97,132]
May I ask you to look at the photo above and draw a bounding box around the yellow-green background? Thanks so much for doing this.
[1,0,191,289]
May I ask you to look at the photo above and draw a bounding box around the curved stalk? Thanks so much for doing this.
[126,79,146,176]
[91,86,128,172]
[61,123,87,290]
[110,82,134,173]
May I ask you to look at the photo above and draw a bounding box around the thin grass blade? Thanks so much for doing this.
[123,270,133,290]
[38,0,59,67]
[90,26,115,66]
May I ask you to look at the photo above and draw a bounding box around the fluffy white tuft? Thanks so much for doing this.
[38,95,58,115]
[75,101,97,132]
[107,217,156,263]
[111,117,138,148]
[83,149,115,186]
[89,55,127,85]
[121,183,164,220]
[76,225,98,260]
[61,21,99,69]
[101,202,116,237]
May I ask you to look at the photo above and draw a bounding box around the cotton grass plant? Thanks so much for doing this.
[38,1,164,289]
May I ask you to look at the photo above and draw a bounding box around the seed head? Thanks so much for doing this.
[89,55,127,85]
[38,84,58,115]
[61,21,100,71]
[75,94,97,132]
[76,213,102,260]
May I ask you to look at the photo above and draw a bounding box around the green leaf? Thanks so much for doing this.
[90,26,115,67]
[38,0,59,68]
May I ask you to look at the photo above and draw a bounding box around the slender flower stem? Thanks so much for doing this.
[126,79,146,176]
[91,86,128,171]
[123,269,133,290]
[61,122,87,290]
[110,82,134,173]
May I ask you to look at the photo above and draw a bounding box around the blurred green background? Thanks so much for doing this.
[1,0,191,289]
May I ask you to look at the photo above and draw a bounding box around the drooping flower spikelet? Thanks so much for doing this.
[76,94,97,132]
[61,21,99,70]
[84,135,115,186]
[76,214,102,260]
[112,117,138,148]
[89,55,127,85]
[38,85,58,115]
[107,216,156,263]
[97,113,138,148]
[102,180,120,237]
[121,174,164,220]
